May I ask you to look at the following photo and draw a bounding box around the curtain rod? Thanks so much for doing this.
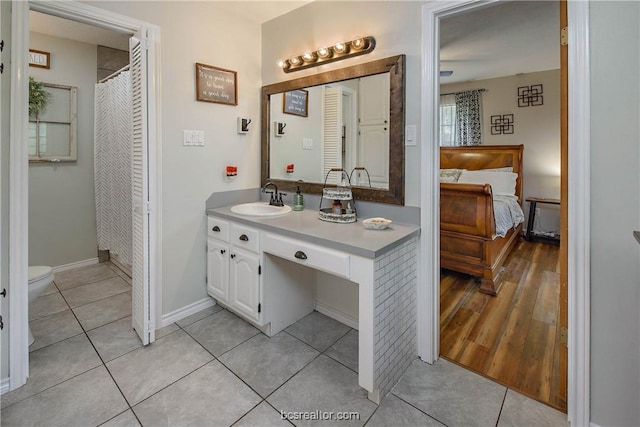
[440,88,486,96]
[98,64,131,84]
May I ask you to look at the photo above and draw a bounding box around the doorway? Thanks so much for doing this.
[7,0,161,391]
[418,0,590,425]
[435,1,564,411]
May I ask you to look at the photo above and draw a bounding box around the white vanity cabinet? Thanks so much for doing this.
[207,238,229,301]
[206,208,420,405]
[207,216,262,323]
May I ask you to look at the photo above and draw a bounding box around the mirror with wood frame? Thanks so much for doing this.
[261,54,405,205]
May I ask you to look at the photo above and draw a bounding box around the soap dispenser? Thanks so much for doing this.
[293,185,304,211]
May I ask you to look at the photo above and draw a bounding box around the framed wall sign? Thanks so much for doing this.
[283,89,308,117]
[29,49,50,69]
[195,62,238,105]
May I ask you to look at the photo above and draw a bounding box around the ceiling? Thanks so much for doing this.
[440,1,560,83]
[29,2,310,51]
[30,1,559,83]
[30,11,130,51]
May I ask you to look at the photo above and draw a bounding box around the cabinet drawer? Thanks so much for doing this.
[208,216,230,242]
[231,223,260,253]
[263,233,350,279]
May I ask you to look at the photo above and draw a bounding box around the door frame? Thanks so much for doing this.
[417,1,590,425]
[7,0,163,390]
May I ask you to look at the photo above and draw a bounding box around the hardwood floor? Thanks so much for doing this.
[440,239,566,411]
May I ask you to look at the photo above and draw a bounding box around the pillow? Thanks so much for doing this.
[457,170,518,196]
[440,168,464,183]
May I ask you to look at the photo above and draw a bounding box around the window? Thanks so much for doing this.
[439,94,456,146]
[29,83,77,162]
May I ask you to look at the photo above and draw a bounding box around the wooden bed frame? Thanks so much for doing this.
[440,145,524,295]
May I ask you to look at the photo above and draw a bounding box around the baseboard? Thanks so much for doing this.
[1,377,10,395]
[590,423,602,427]
[315,301,358,330]
[160,297,215,328]
[53,257,99,273]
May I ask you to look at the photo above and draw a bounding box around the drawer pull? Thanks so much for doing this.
[212,225,221,232]
[294,251,307,260]
[239,234,249,242]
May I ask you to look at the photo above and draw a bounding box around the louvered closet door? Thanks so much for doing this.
[321,86,343,184]
[130,30,153,345]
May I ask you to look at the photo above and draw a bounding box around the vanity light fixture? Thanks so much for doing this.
[279,36,376,73]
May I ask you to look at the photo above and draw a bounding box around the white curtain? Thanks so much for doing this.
[94,71,132,266]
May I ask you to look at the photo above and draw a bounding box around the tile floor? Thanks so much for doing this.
[1,262,569,426]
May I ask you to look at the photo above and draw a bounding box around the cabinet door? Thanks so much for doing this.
[358,73,390,126]
[357,124,389,188]
[229,248,260,322]
[207,239,229,302]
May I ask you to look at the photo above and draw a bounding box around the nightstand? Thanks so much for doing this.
[525,197,560,245]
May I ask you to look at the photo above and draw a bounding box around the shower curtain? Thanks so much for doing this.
[94,71,132,267]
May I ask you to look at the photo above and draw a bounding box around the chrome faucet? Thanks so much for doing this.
[262,181,285,206]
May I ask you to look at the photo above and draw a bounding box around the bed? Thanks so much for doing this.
[440,145,524,295]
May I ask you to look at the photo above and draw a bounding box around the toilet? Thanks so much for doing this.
[28,266,55,346]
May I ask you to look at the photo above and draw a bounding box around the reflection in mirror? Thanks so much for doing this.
[269,73,390,189]
[262,55,405,205]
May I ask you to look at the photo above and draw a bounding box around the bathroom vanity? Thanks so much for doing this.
[206,205,420,403]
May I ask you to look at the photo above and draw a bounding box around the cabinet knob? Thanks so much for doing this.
[212,225,221,232]
[239,234,249,242]
[220,249,226,255]
[294,251,307,260]
[230,253,236,259]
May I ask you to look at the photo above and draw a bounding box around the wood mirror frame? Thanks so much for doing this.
[261,54,405,205]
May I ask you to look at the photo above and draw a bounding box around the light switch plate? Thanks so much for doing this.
[405,125,417,146]
[183,130,204,146]
[302,138,313,150]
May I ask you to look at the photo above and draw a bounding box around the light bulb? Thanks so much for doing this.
[334,42,346,53]
[290,56,301,65]
[302,52,317,63]
[317,47,331,58]
[352,37,366,50]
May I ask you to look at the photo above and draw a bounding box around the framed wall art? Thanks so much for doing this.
[195,62,237,105]
[283,89,308,117]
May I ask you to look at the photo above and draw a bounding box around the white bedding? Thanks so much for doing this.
[493,195,524,238]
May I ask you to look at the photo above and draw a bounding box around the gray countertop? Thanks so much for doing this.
[207,206,421,259]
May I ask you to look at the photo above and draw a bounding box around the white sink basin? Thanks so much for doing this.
[231,202,292,217]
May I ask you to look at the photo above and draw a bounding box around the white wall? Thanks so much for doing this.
[442,70,561,232]
[262,1,423,207]
[589,1,640,426]
[89,1,262,315]
[28,32,99,267]
[269,87,323,182]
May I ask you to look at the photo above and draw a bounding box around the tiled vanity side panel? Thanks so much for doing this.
[373,237,418,398]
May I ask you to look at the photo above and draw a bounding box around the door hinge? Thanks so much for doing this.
[144,201,152,213]
[258,265,261,275]
[560,27,568,46]
[258,303,261,313]
[205,275,207,284]
[560,327,568,347]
